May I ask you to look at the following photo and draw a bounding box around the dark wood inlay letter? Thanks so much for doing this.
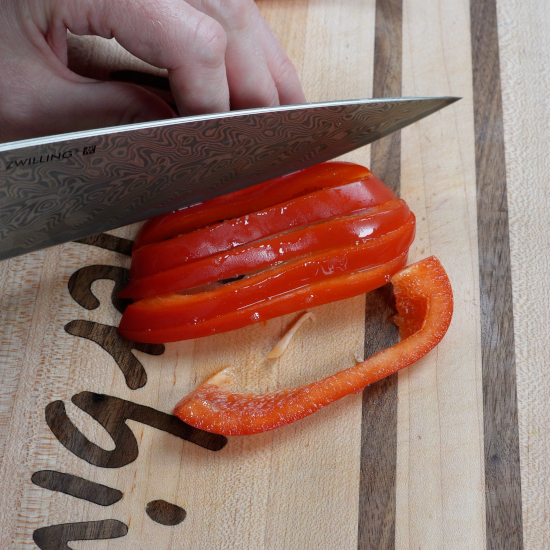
[31,470,122,506]
[146,500,187,526]
[470,0,524,547]
[33,520,128,550]
[45,392,226,468]
[65,320,164,390]
[68,265,131,314]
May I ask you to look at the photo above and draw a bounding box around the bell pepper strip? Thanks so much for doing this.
[130,177,397,280]
[173,256,453,436]
[119,249,409,343]
[119,199,411,300]
[118,216,415,342]
[133,162,382,251]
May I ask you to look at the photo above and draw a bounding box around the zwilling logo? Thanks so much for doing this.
[3,145,96,171]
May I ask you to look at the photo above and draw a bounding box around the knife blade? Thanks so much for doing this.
[0,96,458,260]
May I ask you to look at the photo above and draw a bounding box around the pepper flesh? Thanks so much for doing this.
[119,215,415,342]
[133,162,381,251]
[130,177,396,279]
[119,250,409,343]
[173,256,453,436]
[120,199,411,300]
[119,162,415,343]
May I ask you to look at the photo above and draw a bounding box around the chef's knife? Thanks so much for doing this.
[0,96,458,260]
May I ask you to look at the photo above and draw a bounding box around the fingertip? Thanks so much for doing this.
[170,73,231,116]
[269,57,306,106]
[250,9,307,106]
[105,81,176,124]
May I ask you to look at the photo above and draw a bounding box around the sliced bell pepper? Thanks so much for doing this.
[122,251,408,343]
[133,162,384,251]
[130,177,397,280]
[120,198,411,300]
[119,161,416,344]
[118,217,414,342]
[173,256,453,435]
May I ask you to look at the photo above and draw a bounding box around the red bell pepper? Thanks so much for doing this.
[118,227,413,342]
[173,256,453,435]
[119,162,416,343]
[120,198,411,300]
[126,252,408,343]
[130,177,396,280]
[133,162,383,251]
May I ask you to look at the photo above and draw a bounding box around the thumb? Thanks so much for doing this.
[5,76,175,142]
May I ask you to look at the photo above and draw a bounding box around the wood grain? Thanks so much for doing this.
[496,0,550,548]
[258,5,376,548]
[370,0,402,193]
[398,0,486,547]
[358,285,400,550]
[471,0,524,547]
[357,1,402,548]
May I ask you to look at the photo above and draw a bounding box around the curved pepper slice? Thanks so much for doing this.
[130,177,396,279]
[133,162,380,251]
[120,199,411,300]
[173,256,453,435]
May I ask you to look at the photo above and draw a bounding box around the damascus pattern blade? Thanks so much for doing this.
[0,97,458,260]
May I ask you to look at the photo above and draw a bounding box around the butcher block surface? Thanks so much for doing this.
[1,0,546,548]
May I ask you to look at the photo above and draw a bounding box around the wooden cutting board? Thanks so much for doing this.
[1,0,546,548]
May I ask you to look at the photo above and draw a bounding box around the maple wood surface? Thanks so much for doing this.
[0,0,546,548]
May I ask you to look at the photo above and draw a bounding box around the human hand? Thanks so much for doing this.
[0,0,306,143]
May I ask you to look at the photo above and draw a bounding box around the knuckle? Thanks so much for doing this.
[231,78,278,109]
[272,56,299,85]
[217,0,252,31]
[192,16,227,67]
[267,87,279,106]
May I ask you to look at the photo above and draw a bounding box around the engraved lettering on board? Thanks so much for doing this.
[31,234,227,548]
